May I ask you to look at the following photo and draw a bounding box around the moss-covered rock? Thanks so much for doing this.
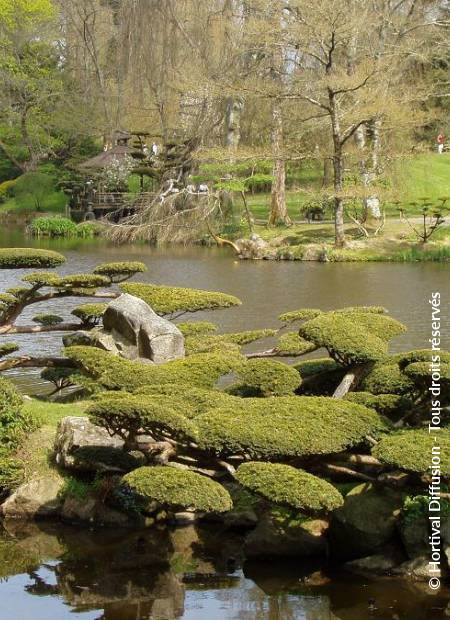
[121,282,241,315]
[330,483,404,559]
[123,466,233,513]
[244,510,329,558]
[236,462,343,513]
[236,359,301,397]
[373,429,450,476]
[196,396,387,459]
[0,248,65,269]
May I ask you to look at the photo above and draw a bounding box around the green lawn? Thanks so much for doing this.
[245,153,450,221]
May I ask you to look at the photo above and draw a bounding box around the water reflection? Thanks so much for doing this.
[0,521,448,620]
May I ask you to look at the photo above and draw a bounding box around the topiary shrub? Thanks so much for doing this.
[22,272,62,287]
[276,332,317,355]
[177,321,218,336]
[299,311,406,365]
[184,329,276,356]
[0,248,65,269]
[135,384,239,418]
[279,309,323,323]
[235,462,344,513]
[123,466,232,513]
[196,396,387,459]
[236,359,301,397]
[294,358,342,378]
[58,274,110,289]
[32,314,64,326]
[93,262,147,283]
[87,393,197,444]
[361,361,416,396]
[121,282,241,316]
[66,346,245,391]
[0,343,19,358]
[373,429,450,476]
[71,303,107,326]
[344,392,412,417]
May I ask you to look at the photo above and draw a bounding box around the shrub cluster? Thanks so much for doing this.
[123,466,233,513]
[235,462,344,513]
[0,248,65,269]
[236,359,301,397]
[195,396,387,459]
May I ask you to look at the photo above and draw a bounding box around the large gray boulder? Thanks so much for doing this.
[329,483,403,560]
[1,476,64,519]
[102,293,185,364]
[244,513,328,558]
[54,416,137,473]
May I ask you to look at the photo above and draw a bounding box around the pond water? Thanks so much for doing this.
[1,229,450,618]
[0,228,449,393]
[1,521,449,620]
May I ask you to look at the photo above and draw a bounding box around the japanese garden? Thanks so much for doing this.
[0,1,449,619]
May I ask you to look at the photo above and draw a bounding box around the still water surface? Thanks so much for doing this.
[1,230,450,618]
[0,229,449,392]
[1,521,449,620]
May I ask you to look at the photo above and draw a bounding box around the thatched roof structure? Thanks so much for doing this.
[78,144,134,171]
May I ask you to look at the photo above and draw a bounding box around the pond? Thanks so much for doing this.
[1,521,449,620]
[0,228,449,393]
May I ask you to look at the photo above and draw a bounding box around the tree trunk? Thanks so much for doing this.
[225,97,243,151]
[269,100,291,227]
[329,93,346,248]
[322,157,332,187]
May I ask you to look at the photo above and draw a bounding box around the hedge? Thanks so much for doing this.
[196,396,387,459]
[123,466,233,512]
[0,248,65,269]
[237,359,301,397]
[121,282,241,315]
[235,462,344,512]
[373,429,450,476]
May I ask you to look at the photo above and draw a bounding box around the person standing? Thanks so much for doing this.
[437,133,445,154]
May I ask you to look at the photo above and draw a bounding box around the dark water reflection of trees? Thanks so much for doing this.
[0,521,448,620]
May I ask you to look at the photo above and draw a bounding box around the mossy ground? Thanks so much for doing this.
[15,400,89,482]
